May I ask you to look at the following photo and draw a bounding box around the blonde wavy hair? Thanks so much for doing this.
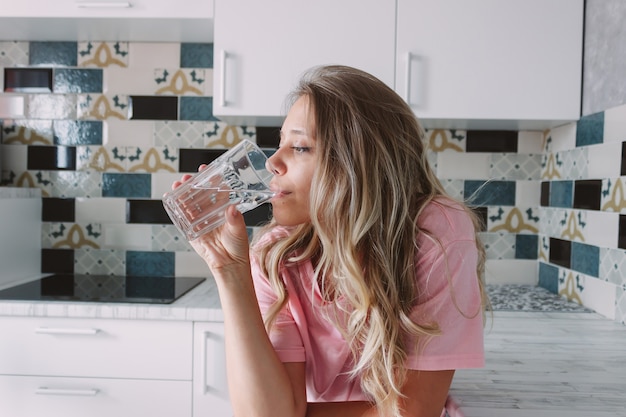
[255,65,487,416]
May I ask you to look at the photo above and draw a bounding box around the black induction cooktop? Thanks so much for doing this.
[0,274,205,304]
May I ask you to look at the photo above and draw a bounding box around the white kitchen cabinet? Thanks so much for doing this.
[212,0,396,126]
[396,0,583,129]
[213,0,583,130]
[0,0,214,42]
[193,322,232,417]
[0,316,194,417]
[0,375,191,417]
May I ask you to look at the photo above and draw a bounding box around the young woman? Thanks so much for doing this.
[175,65,488,417]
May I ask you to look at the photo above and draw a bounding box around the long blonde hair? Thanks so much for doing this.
[255,65,487,416]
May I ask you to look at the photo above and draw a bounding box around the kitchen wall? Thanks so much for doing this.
[0,39,624,324]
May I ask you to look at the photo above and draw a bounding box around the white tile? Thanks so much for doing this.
[75,197,126,223]
[603,103,626,143]
[175,251,211,277]
[103,223,152,251]
[579,275,616,320]
[515,180,540,206]
[548,122,576,152]
[105,120,154,147]
[437,152,490,179]
[586,142,622,178]
[484,260,538,285]
[152,172,184,199]
[517,131,544,153]
[128,43,180,68]
[104,67,156,95]
[0,143,27,172]
[581,210,619,248]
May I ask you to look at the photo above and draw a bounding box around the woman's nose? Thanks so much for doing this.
[266,152,283,175]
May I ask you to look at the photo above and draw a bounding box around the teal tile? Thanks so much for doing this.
[549,180,573,208]
[54,68,103,93]
[571,242,599,277]
[464,180,516,206]
[126,251,175,276]
[515,234,538,259]
[54,121,103,145]
[102,173,150,198]
[576,111,604,147]
[30,42,77,67]
[180,96,218,121]
[180,43,213,68]
[538,262,559,294]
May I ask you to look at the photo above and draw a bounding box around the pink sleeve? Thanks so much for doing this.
[250,246,306,363]
[405,205,485,370]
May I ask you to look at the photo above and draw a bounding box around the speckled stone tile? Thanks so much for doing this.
[486,284,592,312]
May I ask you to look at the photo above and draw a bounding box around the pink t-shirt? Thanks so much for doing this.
[251,198,485,402]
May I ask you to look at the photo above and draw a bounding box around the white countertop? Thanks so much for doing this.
[0,278,224,322]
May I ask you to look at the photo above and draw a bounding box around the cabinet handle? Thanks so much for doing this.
[405,52,424,108]
[201,330,226,395]
[75,1,132,8]
[405,51,413,104]
[35,327,100,336]
[36,387,99,396]
[219,49,227,107]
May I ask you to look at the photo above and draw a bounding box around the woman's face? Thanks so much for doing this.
[266,96,318,227]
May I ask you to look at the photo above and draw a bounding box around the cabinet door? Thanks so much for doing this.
[193,322,232,417]
[396,0,583,128]
[0,0,212,18]
[0,317,192,380]
[213,0,396,126]
[0,375,191,417]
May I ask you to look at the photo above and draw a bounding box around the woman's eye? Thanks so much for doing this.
[292,146,310,154]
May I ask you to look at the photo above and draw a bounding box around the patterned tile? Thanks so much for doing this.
[600,178,626,213]
[489,153,542,180]
[204,123,255,148]
[441,179,465,200]
[74,248,126,275]
[616,286,626,325]
[154,68,209,95]
[424,129,466,152]
[480,232,515,260]
[127,147,177,173]
[599,247,626,287]
[77,94,131,120]
[42,222,102,249]
[51,171,102,198]
[154,121,207,148]
[78,42,129,68]
[487,206,539,233]
[151,225,193,252]
[1,119,53,145]
[0,41,29,66]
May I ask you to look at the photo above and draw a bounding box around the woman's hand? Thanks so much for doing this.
[171,165,251,275]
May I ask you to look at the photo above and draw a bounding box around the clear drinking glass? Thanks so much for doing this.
[162,139,274,241]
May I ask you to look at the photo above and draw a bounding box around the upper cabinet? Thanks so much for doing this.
[0,0,214,42]
[396,0,584,130]
[213,0,583,129]
[212,0,396,126]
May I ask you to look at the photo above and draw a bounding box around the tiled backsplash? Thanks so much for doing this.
[1,40,625,324]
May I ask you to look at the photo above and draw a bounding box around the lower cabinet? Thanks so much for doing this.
[193,322,232,417]
[0,375,191,417]
[0,316,231,417]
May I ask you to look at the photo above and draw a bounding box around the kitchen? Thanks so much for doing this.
[0,0,625,416]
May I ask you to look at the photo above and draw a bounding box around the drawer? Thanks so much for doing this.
[0,316,192,380]
[0,375,191,417]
